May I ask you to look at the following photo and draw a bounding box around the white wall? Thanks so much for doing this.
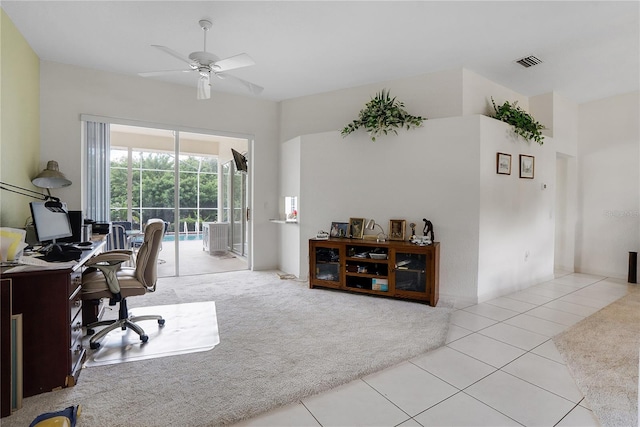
[477,116,556,301]
[530,93,555,139]
[39,61,280,270]
[462,69,529,117]
[554,154,578,272]
[278,137,302,276]
[530,92,579,157]
[296,117,480,302]
[529,92,579,274]
[576,91,640,278]
[278,67,565,301]
[290,115,557,303]
[551,94,579,157]
[279,68,464,143]
[279,68,542,145]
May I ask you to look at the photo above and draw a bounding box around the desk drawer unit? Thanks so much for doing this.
[0,241,104,416]
[5,269,86,397]
[69,276,83,323]
[69,276,85,383]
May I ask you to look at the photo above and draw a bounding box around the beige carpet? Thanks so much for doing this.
[3,270,451,426]
[553,286,640,427]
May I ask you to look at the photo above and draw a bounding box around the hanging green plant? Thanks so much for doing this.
[341,89,426,142]
[491,97,545,145]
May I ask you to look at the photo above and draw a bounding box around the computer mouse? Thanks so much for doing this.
[77,241,93,247]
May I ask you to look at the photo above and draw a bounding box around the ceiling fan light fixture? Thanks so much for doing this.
[197,72,211,100]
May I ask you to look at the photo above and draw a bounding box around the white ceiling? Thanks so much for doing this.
[3,1,638,103]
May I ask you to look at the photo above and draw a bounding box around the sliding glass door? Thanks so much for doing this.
[110,131,176,231]
[220,158,248,257]
[108,124,249,276]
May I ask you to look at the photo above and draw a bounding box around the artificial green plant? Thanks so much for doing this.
[491,97,545,145]
[341,89,426,142]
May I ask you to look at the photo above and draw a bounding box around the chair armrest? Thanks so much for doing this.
[84,250,134,298]
[85,250,133,266]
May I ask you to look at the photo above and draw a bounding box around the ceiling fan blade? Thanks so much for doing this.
[213,53,255,72]
[138,69,193,77]
[152,45,195,66]
[217,73,264,95]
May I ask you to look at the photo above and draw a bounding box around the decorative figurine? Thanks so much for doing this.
[409,222,416,240]
[423,218,435,244]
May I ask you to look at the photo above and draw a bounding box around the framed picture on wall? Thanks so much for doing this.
[519,155,535,179]
[389,219,406,241]
[349,218,365,239]
[496,152,511,175]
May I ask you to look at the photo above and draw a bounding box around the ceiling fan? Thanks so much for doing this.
[139,19,263,100]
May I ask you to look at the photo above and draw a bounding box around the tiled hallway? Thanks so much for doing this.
[234,272,633,426]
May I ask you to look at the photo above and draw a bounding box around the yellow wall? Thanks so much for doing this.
[0,9,40,228]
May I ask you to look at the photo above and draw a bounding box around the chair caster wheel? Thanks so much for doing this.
[90,342,101,350]
[86,328,95,336]
[141,335,149,343]
[158,319,165,326]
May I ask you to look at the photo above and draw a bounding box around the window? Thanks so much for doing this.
[110,148,218,232]
[285,196,298,222]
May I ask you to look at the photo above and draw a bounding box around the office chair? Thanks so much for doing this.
[81,218,166,350]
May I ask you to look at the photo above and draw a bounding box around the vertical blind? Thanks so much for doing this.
[85,121,110,222]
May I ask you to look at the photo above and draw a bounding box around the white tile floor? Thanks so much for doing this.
[233,272,633,427]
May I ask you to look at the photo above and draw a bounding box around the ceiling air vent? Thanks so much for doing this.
[515,55,543,68]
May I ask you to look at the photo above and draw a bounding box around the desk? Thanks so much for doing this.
[0,241,105,417]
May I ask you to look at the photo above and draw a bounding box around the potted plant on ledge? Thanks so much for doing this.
[341,89,426,142]
[491,97,545,145]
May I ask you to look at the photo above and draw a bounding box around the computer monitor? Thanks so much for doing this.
[29,201,73,243]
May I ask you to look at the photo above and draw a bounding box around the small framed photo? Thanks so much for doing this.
[349,218,365,239]
[519,154,535,179]
[330,222,348,238]
[496,152,511,175]
[389,219,406,241]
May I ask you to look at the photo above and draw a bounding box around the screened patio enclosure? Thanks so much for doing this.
[109,124,249,276]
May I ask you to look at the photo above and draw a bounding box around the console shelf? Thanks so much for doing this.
[309,238,439,306]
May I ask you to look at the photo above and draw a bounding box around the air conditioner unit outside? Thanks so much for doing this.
[202,222,229,254]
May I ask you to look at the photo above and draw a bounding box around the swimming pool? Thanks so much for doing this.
[163,233,203,242]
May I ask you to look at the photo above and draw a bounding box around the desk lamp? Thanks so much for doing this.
[0,160,71,212]
[0,181,65,212]
[31,160,71,211]
[32,160,72,190]
[366,219,387,242]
